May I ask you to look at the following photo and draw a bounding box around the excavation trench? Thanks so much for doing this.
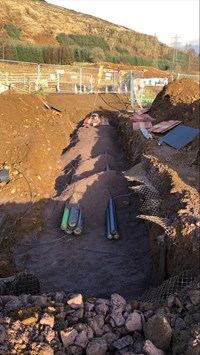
[13,114,155,300]
[1,92,198,301]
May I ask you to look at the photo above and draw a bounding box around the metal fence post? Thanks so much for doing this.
[112,72,115,92]
[57,73,60,91]
[79,67,82,93]
[36,64,40,91]
[90,74,93,93]
[130,71,134,109]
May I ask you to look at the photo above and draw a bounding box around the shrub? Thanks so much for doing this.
[11,43,44,63]
[4,23,21,40]
[115,46,130,55]
[56,33,73,46]
[89,48,105,63]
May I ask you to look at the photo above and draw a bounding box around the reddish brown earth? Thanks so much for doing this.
[0,78,199,299]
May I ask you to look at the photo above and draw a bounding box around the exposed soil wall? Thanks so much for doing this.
[113,113,199,278]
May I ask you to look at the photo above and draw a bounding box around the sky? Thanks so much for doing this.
[46,0,199,46]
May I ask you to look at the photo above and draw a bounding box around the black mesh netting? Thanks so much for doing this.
[0,272,40,296]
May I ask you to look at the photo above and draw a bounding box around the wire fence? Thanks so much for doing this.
[0,269,198,305]
[139,269,199,304]
[0,272,40,296]
[0,59,170,107]
[177,73,199,83]
[0,59,141,95]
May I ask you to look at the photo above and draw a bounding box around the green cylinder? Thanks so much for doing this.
[60,208,70,231]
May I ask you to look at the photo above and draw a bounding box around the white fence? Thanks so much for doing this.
[0,60,143,94]
[177,73,199,83]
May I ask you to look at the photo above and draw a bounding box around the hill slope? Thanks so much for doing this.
[0,0,171,59]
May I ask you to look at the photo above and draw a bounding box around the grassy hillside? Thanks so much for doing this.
[0,0,197,71]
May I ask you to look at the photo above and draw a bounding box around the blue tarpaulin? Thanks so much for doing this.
[161,124,199,150]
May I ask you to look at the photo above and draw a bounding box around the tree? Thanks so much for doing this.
[89,47,105,63]
[185,44,198,72]
[0,36,5,59]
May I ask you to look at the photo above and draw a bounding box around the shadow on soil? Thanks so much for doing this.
[1,109,155,300]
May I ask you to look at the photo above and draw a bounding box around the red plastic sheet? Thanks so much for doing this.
[132,122,152,130]
[130,113,154,122]
[148,120,181,133]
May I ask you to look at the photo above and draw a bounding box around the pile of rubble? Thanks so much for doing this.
[0,285,199,355]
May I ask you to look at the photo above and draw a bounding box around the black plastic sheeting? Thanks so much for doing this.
[161,125,199,150]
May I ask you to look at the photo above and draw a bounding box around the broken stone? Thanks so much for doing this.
[67,294,83,309]
[110,295,126,328]
[96,298,110,306]
[102,331,119,347]
[43,327,55,343]
[164,295,175,309]
[174,297,183,309]
[86,337,107,355]
[143,340,165,355]
[38,344,54,355]
[66,345,83,355]
[85,302,95,312]
[113,335,134,350]
[125,312,142,332]
[189,290,200,306]
[40,313,54,328]
[88,315,105,337]
[111,294,126,309]
[4,298,22,312]
[95,303,109,316]
[175,317,187,330]
[21,314,39,325]
[0,325,6,343]
[60,328,78,348]
[55,292,65,303]
[144,314,172,351]
[74,330,89,348]
[34,295,47,307]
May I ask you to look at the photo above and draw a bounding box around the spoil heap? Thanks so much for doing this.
[149,78,199,128]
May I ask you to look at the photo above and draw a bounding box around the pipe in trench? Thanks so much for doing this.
[106,206,113,239]
[106,198,119,240]
[105,164,111,171]
[74,210,83,235]
[68,205,80,228]
[109,198,117,235]
[60,208,70,231]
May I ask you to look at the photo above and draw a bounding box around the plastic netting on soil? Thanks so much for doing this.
[130,181,171,236]
[139,269,199,304]
[0,272,40,296]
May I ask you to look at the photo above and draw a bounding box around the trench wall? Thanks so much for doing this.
[113,115,199,283]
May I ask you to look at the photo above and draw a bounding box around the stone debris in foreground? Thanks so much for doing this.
[0,288,199,354]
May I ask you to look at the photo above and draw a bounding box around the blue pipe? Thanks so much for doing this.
[107,198,119,239]
[108,198,117,235]
[74,210,83,235]
[105,164,111,171]
[68,205,79,228]
[106,206,112,239]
